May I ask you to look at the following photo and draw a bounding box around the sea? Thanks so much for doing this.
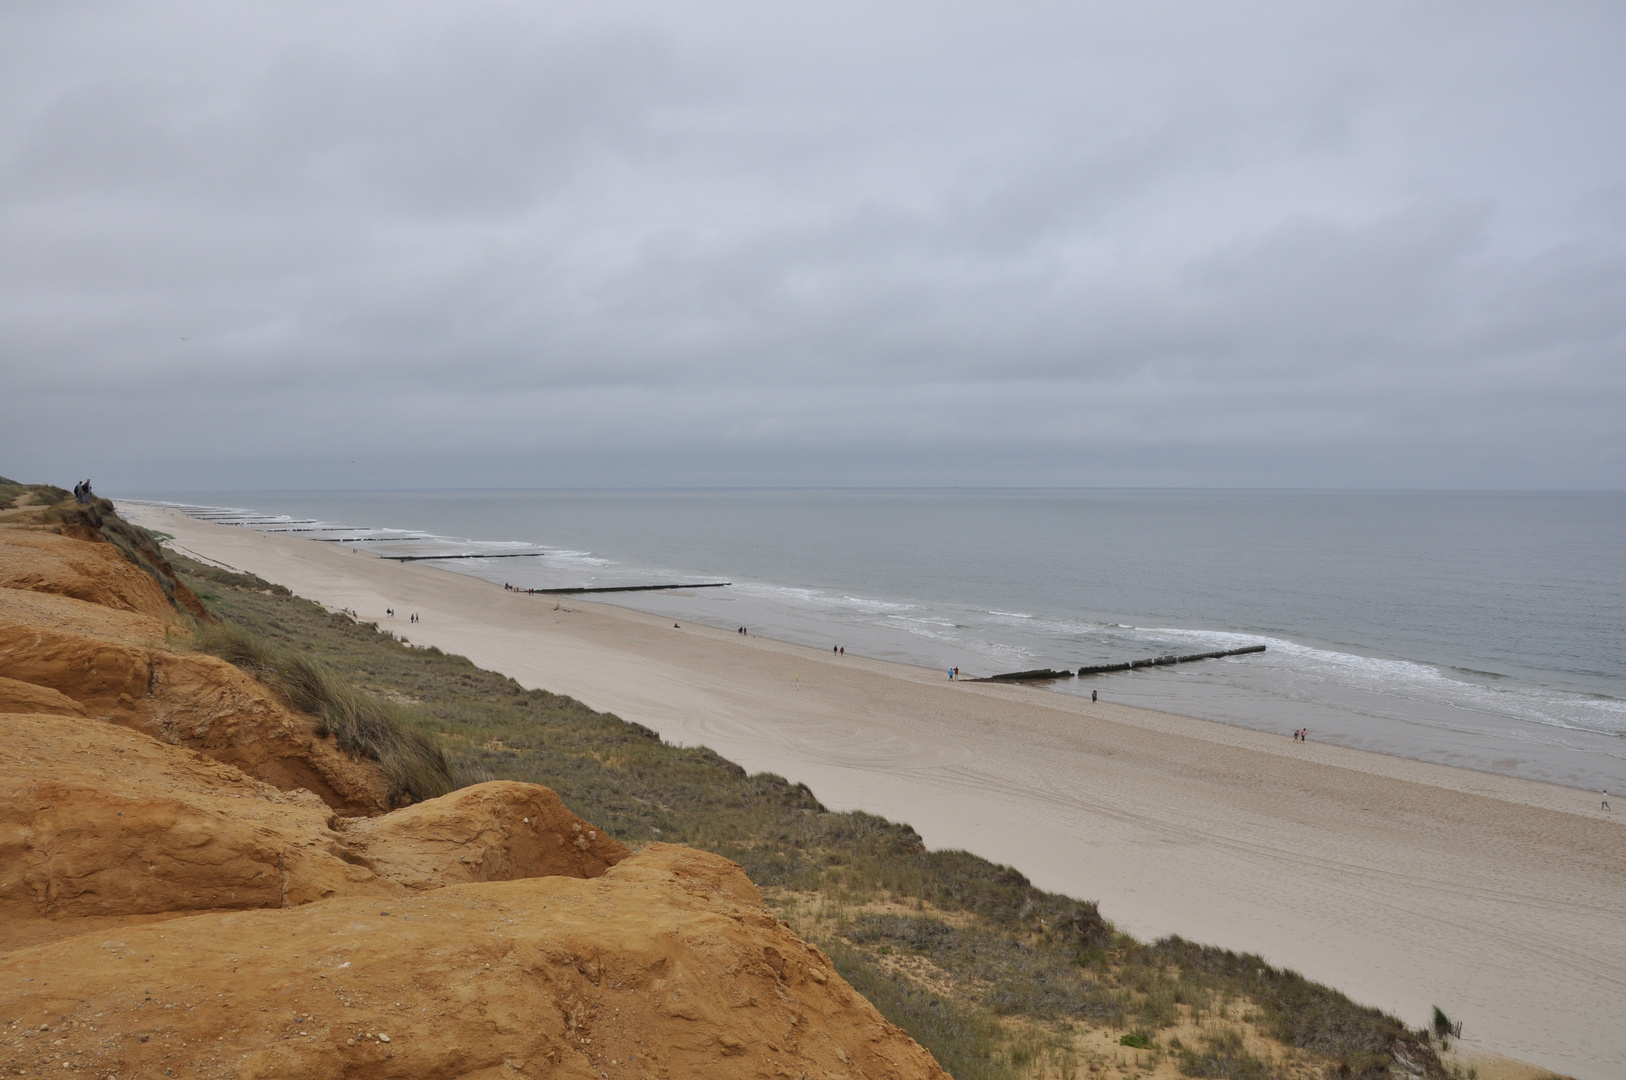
[123,489,1626,795]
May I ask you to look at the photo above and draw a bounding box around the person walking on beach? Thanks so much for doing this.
[1091,689,1097,703]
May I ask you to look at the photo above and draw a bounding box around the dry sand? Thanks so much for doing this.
[127,503,1626,1080]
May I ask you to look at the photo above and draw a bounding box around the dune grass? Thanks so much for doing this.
[196,620,453,806]
[826,936,1012,1080]
[0,478,69,511]
[164,548,1448,1080]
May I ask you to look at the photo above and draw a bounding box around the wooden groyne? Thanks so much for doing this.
[381,551,548,561]
[972,668,1076,683]
[1076,644,1265,676]
[372,548,733,592]
[975,645,1266,684]
[532,583,732,595]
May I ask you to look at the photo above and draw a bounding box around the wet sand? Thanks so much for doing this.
[127,503,1626,1080]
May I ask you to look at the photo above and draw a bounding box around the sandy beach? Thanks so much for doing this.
[127,503,1626,1080]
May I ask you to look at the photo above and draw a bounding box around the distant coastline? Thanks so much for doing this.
[120,490,1626,795]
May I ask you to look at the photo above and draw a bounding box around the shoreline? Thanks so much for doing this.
[126,503,1626,1080]
[123,493,1626,798]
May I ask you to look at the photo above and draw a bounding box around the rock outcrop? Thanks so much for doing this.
[1,844,945,1080]
[0,713,627,949]
[1,711,381,944]
[340,781,629,890]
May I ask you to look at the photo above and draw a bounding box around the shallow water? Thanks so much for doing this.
[125,488,1626,793]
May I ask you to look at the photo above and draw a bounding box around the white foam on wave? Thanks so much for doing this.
[155,499,617,573]
[731,582,917,615]
[1133,625,1626,741]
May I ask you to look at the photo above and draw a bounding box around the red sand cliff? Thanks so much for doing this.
[0,517,948,1080]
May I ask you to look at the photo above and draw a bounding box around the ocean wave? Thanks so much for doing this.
[1130,625,1626,739]
[731,582,917,615]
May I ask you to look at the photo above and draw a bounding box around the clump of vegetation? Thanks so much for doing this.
[847,912,1115,1021]
[827,937,1011,1080]
[1174,1026,1274,1079]
[0,476,69,512]
[197,621,453,805]
[182,559,293,597]
[1149,936,1424,1076]
[167,549,1449,1080]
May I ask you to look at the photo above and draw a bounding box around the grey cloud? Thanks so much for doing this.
[2,1,1624,490]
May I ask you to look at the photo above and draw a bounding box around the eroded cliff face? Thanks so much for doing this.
[3,844,946,1080]
[0,527,391,816]
[0,713,630,948]
[0,515,948,1079]
[0,526,181,622]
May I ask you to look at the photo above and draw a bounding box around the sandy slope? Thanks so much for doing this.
[127,504,1626,1080]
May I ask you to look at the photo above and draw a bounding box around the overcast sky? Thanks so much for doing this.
[3,2,1624,490]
